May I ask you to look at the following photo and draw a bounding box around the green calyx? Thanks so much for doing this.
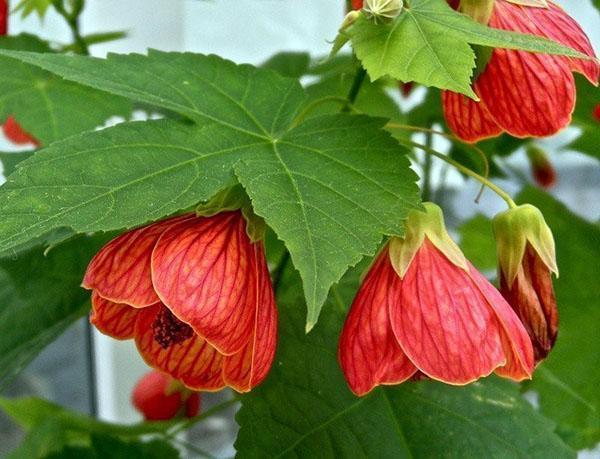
[388,202,468,278]
[196,185,266,243]
[459,0,495,25]
[363,0,404,24]
[492,204,558,287]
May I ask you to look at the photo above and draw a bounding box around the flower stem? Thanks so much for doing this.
[53,0,89,55]
[397,137,517,209]
[344,65,367,110]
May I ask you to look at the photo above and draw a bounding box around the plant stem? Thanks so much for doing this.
[165,397,240,437]
[397,137,517,209]
[422,132,433,201]
[344,65,367,110]
[53,0,90,55]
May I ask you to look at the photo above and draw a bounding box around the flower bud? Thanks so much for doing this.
[459,0,495,24]
[526,145,557,189]
[132,370,201,421]
[493,204,559,363]
[363,0,403,24]
[593,104,600,122]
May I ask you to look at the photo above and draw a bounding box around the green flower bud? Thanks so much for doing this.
[363,0,404,24]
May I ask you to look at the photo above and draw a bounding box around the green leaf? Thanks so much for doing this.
[458,214,497,271]
[0,35,133,144]
[348,0,592,97]
[261,52,311,79]
[0,235,108,388]
[235,265,575,458]
[0,151,33,177]
[516,188,600,449]
[0,51,420,327]
[13,0,53,19]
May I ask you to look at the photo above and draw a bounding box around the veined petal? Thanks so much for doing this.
[389,239,506,384]
[223,244,278,392]
[151,212,256,356]
[83,214,192,307]
[469,266,534,380]
[442,91,503,143]
[134,305,225,392]
[502,0,598,84]
[339,248,417,397]
[90,291,140,340]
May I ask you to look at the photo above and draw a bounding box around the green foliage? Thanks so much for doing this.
[458,213,496,271]
[0,34,132,145]
[516,188,600,449]
[0,234,108,389]
[568,75,600,161]
[0,50,420,328]
[0,152,33,177]
[12,0,53,19]
[347,0,591,97]
[235,265,575,458]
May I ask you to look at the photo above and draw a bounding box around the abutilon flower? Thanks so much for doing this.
[443,0,599,143]
[132,370,201,421]
[338,203,534,396]
[493,204,559,363]
[526,145,557,189]
[83,211,278,393]
[593,104,600,122]
[2,116,40,147]
[0,0,7,36]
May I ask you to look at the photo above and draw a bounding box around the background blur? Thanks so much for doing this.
[0,0,598,457]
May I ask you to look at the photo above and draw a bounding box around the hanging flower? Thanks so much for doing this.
[443,0,599,142]
[338,203,534,396]
[83,211,278,393]
[493,204,559,363]
[132,370,201,421]
[526,145,557,189]
[2,116,40,147]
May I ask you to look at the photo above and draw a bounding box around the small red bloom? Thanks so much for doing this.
[593,104,600,122]
[351,0,363,10]
[399,82,414,97]
[339,203,534,396]
[0,0,7,36]
[132,370,201,421]
[443,0,599,142]
[494,204,559,363]
[526,145,557,189]
[2,116,40,147]
[83,211,278,393]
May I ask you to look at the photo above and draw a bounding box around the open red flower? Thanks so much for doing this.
[2,116,40,147]
[443,0,599,143]
[132,370,201,421]
[338,203,534,396]
[83,211,278,393]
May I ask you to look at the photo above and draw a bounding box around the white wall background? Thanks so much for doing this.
[1,2,599,451]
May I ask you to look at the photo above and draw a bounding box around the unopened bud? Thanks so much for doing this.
[526,145,557,190]
[363,0,403,24]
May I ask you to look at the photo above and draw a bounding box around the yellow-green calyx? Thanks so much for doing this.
[493,204,558,287]
[459,0,495,24]
[389,202,469,278]
[505,0,548,8]
[363,0,404,24]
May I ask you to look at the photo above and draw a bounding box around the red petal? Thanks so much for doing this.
[90,291,140,340]
[0,0,7,36]
[339,248,417,396]
[134,305,225,391]
[442,91,502,143]
[223,243,278,392]
[82,215,192,307]
[501,0,598,84]
[389,239,507,384]
[2,116,39,146]
[469,265,534,380]
[151,212,256,355]
[473,0,579,139]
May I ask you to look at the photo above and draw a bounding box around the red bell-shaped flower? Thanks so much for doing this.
[339,203,534,396]
[132,370,201,421]
[493,204,559,363]
[443,0,599,142]
[2,116,40,147]
[83,210,278,393]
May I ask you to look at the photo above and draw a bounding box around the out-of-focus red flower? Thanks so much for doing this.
[399,82,414,97]
[593,104,600,122]
[526,145,557,189]
[338,203,534,396]
[132,370,201,421]
[83,211,278,393]
[0,0,7,36]
[443,0,599,143]
[2,116,40,147]
[351,0,363,10]
[494,204,559,363]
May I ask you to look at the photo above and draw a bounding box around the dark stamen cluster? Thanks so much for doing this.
[152,307,194,349]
